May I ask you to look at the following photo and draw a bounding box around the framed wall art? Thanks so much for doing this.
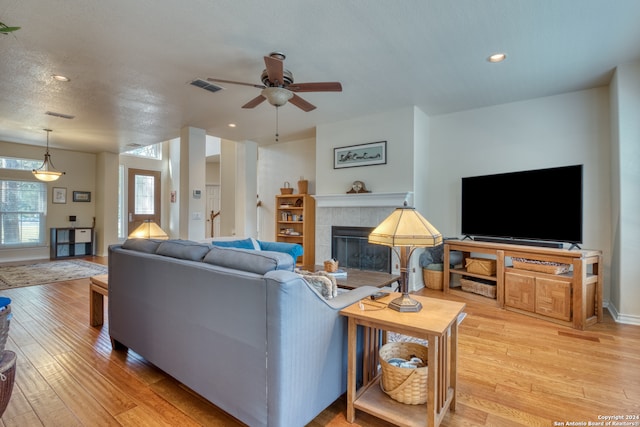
[52,187,67,204]
[73,191,91,202]
[334,141,387,169]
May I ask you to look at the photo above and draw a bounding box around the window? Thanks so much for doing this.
[123,143,162,160]
[0,156,42,171]
[0,180,47,247]
[134,175,155,214]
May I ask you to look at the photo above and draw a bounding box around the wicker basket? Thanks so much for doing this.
[460,278,497,298]
[465,257,496,276]
[0,305,11,354]
[512,258,570,275]
[323,259,339,272]
[0,350,16,417]
[422,268,443,290]
[379,342,428,405]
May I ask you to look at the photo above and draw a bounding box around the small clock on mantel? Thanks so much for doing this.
[346,180,370,194]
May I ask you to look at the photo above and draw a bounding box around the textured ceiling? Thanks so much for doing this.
[1,0,639,154]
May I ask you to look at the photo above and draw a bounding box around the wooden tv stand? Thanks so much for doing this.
[443,239,602,330]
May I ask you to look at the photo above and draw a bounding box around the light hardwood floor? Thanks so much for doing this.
[1,257,639,426]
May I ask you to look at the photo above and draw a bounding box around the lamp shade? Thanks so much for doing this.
[368,206,442,248]
[128,220,168,240]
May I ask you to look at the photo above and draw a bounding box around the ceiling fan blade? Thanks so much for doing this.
[264,55,284,85]
[242,95,267,109]
[288,94,316,112]
[287,82,343,92]
[207,78,265,89]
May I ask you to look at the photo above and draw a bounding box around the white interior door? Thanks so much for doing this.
[205,185,221,238]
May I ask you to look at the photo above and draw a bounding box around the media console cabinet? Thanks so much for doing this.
[443,240,602,330]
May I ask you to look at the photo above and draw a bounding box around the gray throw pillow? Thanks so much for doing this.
[156,239,211,261]
[203,246,295,274]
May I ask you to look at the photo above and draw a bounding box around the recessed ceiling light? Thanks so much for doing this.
[228,123,237,128]
[488,53,507,63]
[52,74,70,82]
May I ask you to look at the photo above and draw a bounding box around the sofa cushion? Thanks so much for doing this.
[122,238,164,254]
[156,239,211,261]
[203,246,295,274]
[212,237,260,250]
[257,240,303,260]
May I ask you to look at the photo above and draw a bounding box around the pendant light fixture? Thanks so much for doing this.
[32,129,65,182]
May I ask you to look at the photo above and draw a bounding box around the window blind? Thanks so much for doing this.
[0,180,47,247]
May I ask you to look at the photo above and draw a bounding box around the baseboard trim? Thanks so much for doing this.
[605,301,640,326]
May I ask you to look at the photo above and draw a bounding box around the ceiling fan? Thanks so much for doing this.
[208,52,342,112]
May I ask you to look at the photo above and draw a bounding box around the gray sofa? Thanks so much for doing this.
[108,239,378,427]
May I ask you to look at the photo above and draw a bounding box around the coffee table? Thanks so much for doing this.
[340,293,466,427]
[316,266,400,290]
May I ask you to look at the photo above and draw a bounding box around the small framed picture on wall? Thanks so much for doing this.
[52,187,67,204]
[73,191,91,202]
[334,141,387,169]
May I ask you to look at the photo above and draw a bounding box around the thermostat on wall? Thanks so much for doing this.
[193,190,201,198]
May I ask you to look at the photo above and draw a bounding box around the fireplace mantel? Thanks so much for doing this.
[312,192,413,208]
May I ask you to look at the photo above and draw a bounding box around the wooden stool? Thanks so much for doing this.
[89,274,108,327]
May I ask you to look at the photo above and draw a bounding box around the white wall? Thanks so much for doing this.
[412,107,432,214]
[609,62,640,323]
[428,87,613,301]
[257,137,316,240]
[179,127,207,241]
[168,137,181,238]
[316,107,416,195]
[95,152,119,256]
[236,141,258,239]
[220,139,237,236]
[206,162,220,185]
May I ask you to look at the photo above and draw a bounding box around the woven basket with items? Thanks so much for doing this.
[0,297,15,418]
[422,264,443,290]
[0,300,10,354]
[323,259,339,272]
[512,257,571,274]
[280,181,294,195]
[379,341,428,405]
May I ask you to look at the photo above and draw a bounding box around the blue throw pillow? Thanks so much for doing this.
[257,240,304,260]
[211,238,257,250]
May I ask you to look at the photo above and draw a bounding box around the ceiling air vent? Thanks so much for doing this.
[190,78,224,93]
[45,111,75,119]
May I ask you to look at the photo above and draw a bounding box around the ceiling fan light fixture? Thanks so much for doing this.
[261,87,293,107]
[32,129,65,182]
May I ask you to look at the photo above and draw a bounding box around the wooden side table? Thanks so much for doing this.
[89,274,108,326]
[340,293,466,427]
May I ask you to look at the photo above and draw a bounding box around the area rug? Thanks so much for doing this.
[0,260,107,290]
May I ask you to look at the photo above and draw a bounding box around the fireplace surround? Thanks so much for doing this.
[313,192,418,285]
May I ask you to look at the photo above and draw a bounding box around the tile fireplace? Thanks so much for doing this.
[313,192,416,282]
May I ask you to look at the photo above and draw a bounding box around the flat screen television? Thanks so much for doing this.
[461,165,583,245]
